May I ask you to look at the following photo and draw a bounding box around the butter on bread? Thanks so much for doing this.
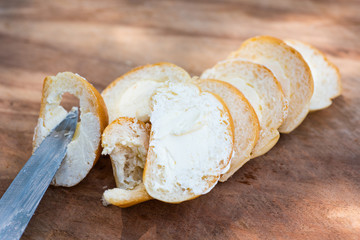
[201,60,288,159]
[33,72,108,187]
[285,39,341,111]
[196,79,260,182]
[228,36,313,133]
[101,63,191,123]
[143,82,234,203]
[101,117,152,207]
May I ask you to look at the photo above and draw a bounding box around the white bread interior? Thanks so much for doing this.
[33,72,108,187]
[201,60,287,159]
[285,39,342,111]
[228,36,314,133]
[101,63,191,123]
[143,82,234,203]
[101,117,152,207]
[196,79,260,182]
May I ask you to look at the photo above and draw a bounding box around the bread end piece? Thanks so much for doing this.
[101,117,152,207]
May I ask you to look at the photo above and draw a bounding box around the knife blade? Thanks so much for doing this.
[0,107,78,240]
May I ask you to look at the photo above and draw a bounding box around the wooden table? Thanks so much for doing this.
[0,0,359,239]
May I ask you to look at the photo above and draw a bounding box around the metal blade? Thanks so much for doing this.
[0,108,78,240]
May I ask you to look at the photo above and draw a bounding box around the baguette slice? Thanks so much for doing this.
[284,39,342,111]
[143,82,234,203]
[201,60,287,159]
[102,62,191,123]
[196,79,260,181]
[33,72,108,187]
[102,117,152,208]
[228,36,313,133]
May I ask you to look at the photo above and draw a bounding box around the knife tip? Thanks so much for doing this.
[54,108,78,134]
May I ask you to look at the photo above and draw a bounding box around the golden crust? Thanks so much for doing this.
[228,36,314,133]
[101,62,191,96]
[104,184,152,208]
[113,197,151,208]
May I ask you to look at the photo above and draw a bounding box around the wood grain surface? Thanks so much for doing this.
[0,0,359,239]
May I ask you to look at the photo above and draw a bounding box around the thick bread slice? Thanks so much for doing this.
[201,60,287,159]
[143,82,234,203]
[33,72,108,187]
[101,117,152,207]
[228,36,313,133]
[196,79,260,182]
[285,39,342,111]
[101,62,191,123]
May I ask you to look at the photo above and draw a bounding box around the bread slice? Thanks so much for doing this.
[101,117,152,207]
[196,79,260,182]
[228,36,314,133]
[201,60,287,159]
[33,72,108,187]
[284,39,342,111]
[101,62,191,123]
[143,82,234,203]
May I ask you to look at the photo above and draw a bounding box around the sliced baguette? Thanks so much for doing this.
[102,62,191,123]
[101,117,152,207]
[201,60,287,159]
[33,72,108,187]
[143,82,234,203]
[284,39,342,111]
[196,79,260,181]
[228,36,313,133]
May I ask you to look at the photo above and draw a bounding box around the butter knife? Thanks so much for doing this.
[0,108,78,240]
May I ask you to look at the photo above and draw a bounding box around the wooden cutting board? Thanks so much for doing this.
[0,0,359,239]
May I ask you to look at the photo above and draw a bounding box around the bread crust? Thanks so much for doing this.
[101,62,191,96]
[103,184,152,208]
[228,36,314,133]
[33,72,108,187]
[103,184,153,208]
